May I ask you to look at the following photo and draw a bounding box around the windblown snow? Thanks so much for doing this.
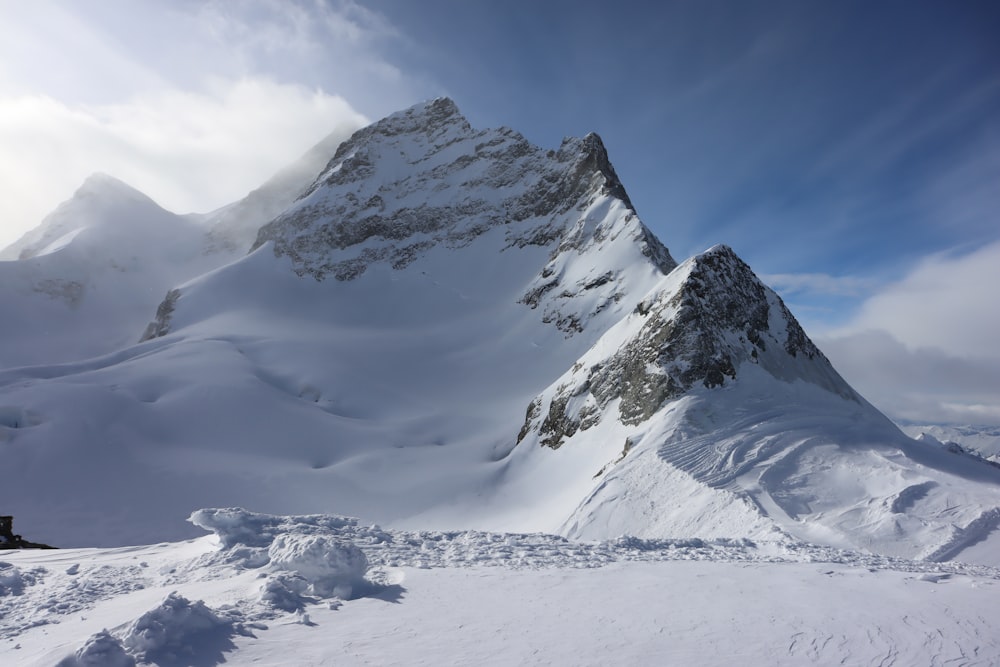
[2,98,1000,664]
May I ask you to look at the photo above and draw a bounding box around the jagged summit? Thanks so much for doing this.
[356,96,467,140]
[75,172,148,199]
[251,98,673,287]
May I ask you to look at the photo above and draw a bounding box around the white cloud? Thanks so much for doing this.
[840,241,1000,360]
[0,79,366,249]
[761,272,878,298]
[0,0,435,251]
[818,330,1000,427]
[816,240,1000,426]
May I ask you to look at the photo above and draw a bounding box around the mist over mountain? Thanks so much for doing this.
[1,99,998,569]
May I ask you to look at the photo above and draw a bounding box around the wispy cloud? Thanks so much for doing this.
[838,241,1000,360]
[761,272,878,298]
[819,330,1000,426]
[0,80,365,248]
[0,0,428,249]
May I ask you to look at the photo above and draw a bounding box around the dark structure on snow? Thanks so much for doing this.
[0,515,55,549]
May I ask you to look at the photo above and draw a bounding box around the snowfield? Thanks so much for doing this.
[2,509,999,666]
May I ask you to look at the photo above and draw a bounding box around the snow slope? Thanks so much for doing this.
[1,98,999,570]
[0,175,230,367]
[3,509,998,666]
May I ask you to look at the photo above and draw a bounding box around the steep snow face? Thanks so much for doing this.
[0,176,233,367]
[515,244,858,451]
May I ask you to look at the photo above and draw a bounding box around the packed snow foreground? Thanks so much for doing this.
[1,508,998,666]
[3,98,1000,663]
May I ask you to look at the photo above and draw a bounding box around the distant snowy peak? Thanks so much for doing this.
[517,244,858,449]
[251,97,674,286]
[1,173,198,262]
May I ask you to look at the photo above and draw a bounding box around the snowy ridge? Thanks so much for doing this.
[902,423,1000,463]
[515,244,857,451]
[198,121,362,254]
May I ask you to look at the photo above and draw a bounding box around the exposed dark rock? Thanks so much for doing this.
[140,288,181,342]
[521,245,859,448]
[33,279,85,307]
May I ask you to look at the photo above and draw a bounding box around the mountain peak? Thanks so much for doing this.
[357,96,469,141]
[73,172,156,204]
[2,173,174,260]
[251,99,673,291]
[517,244,858,449]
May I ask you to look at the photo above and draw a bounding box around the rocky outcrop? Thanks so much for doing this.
[139,289,181,342]
[519,245,859,449]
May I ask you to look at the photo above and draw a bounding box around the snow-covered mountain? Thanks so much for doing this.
[0,174,226,367]
[1,98,999,568]
[196,119,362,255]
[901,423,1000,463]
[0,126,357,369]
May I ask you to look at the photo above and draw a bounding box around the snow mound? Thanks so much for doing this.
[190,508,373,608]
[0,562,37,596]
[267,534,368,598]
[121,592,237,664]
[56,630,134,667]
[189,507,367,549]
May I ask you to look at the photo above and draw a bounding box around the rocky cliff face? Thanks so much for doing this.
[517,244,860,450]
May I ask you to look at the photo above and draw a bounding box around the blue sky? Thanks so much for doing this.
[1,0,998,425]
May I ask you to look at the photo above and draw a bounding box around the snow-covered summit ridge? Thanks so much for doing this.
[250,97,673,287]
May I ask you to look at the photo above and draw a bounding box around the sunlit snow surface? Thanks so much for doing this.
[2,509,998,666]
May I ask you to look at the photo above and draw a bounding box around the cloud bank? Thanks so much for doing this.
[0,0,428,250]
[816,241,1000,426]
[0,80,365,248]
